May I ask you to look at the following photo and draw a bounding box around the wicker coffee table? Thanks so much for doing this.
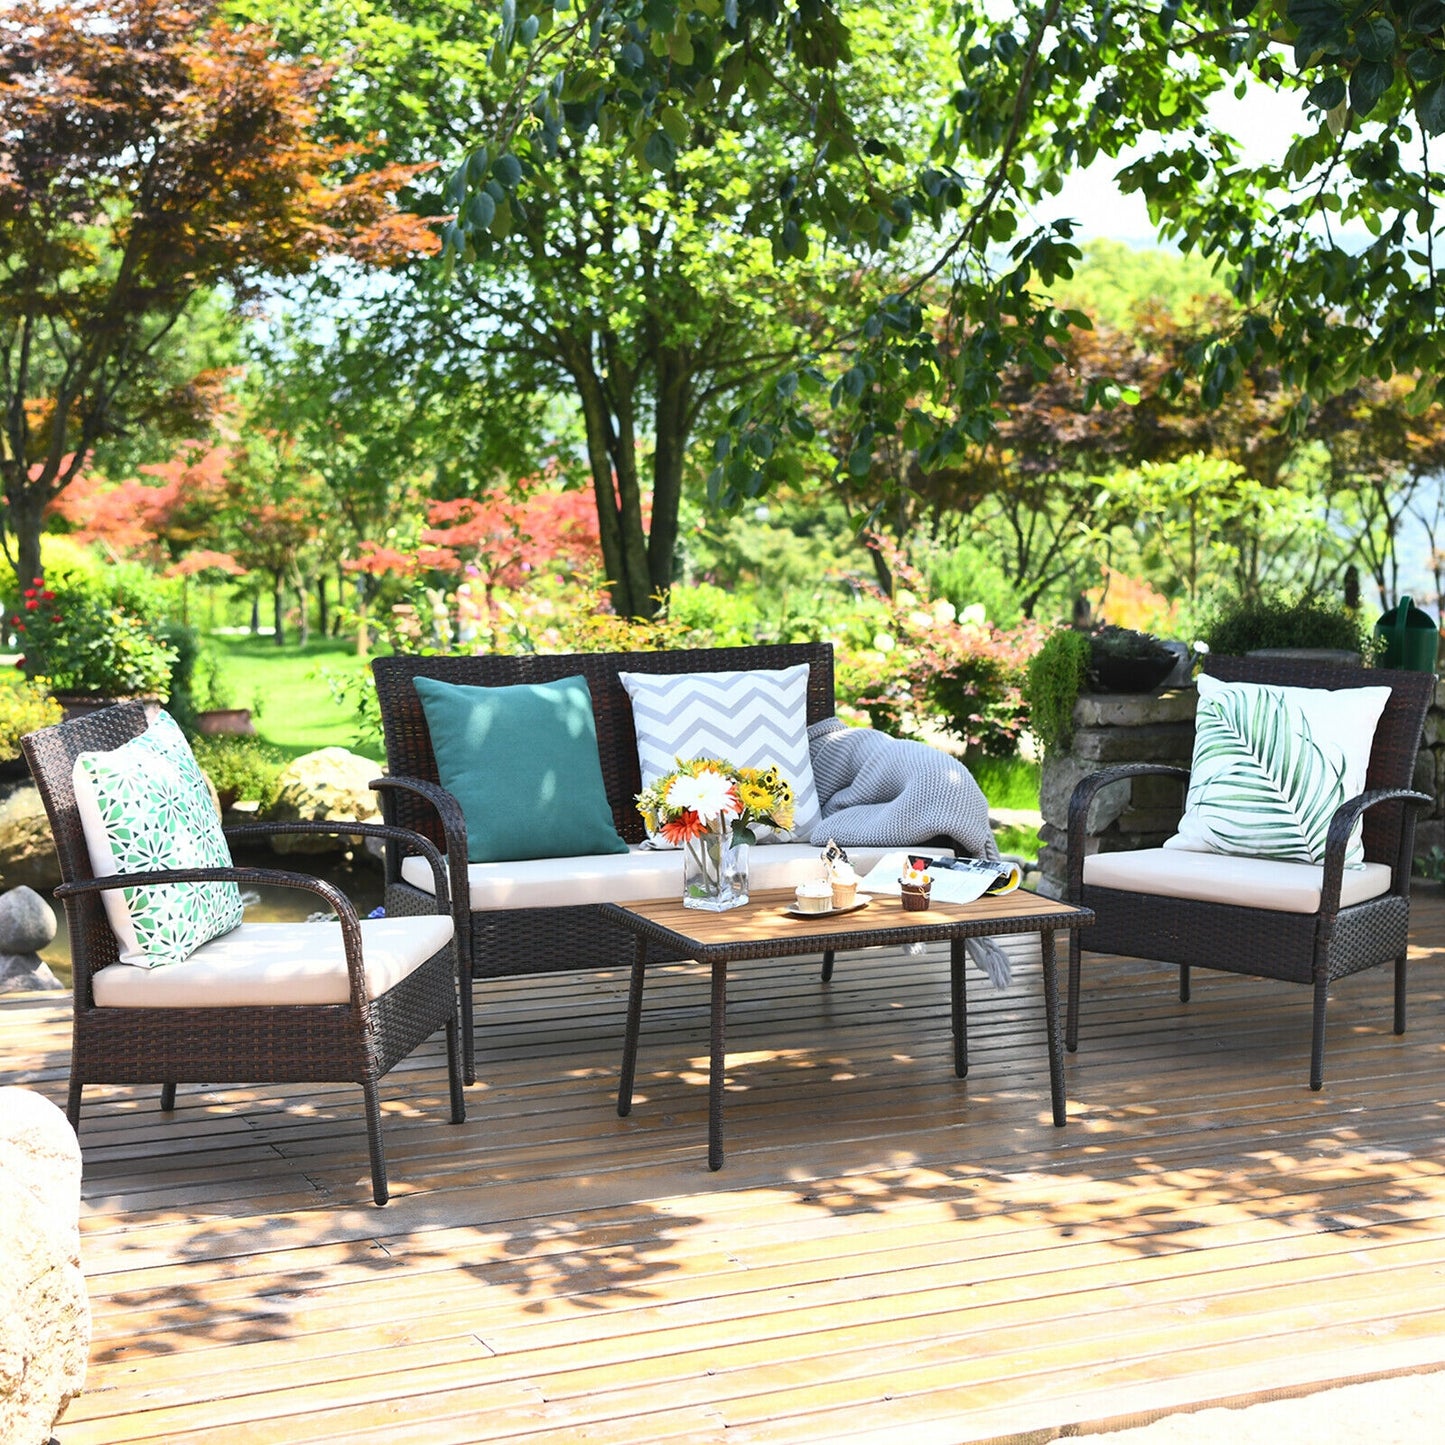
[602,888,1093,1169]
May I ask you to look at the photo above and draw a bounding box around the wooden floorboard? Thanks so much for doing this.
[5,892,1445,1443]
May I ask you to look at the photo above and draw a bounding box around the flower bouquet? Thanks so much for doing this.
[637,758,794,910]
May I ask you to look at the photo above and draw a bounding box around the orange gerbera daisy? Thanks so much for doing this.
[660,810,707,844]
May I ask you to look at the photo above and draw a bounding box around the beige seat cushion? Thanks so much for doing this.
[400,843,953,912]
[1083,849,1392,915]
[91,916,453,1008]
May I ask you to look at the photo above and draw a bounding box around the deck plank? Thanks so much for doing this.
[3,891,1444,1443]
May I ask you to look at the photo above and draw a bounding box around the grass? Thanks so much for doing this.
[970,754,1042,861]
[202,633,383,762]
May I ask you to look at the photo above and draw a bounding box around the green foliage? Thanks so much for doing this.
[1415,845,1445,883]
[10,573,179,697]
[1023,629,1093,757]
[190,734,285,809]
[0,678,62,760]
[1199,590,1372,658]
[158,621,203,734]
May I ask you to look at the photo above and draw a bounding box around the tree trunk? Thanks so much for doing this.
[317,573,329,638]
[295,576,310,647]
[272,571,286,645]
[648,351,690,605]
[6,483,47,589]
[570,349,655,618]
[250,594,261,635]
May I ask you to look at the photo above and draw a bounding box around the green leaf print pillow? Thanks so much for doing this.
[1164,676,1392,868]
[72,710,244,967]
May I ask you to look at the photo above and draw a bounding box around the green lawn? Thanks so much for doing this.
[203,634,383,762]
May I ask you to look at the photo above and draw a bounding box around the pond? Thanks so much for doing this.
[34,847,387,990]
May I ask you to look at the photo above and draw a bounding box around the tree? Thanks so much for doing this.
[249,0,944,616]
[0,0,435,587]
[437,2,1445,505]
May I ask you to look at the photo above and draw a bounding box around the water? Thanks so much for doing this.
[36,847,387,990]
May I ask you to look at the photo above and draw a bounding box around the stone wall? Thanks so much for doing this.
[1037,678,1445,898]
[1036,689,1196,899]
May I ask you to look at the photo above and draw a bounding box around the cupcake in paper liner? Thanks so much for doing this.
[900,863,932,911]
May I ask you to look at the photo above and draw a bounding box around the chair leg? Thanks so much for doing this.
[362,1079,389,1206]
[1395,954,1408,1035]
[1309,979,1329,1092]
[160,1083,177,1111]
[461,973,476,1087]
[445,1016,466,1124]
[1065,932,1081,1052]
[820,949,835,983]
[66,1075,82,1131]
[1179,964,1191,1003]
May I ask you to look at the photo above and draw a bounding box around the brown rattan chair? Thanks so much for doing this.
[1065,654,1436,1090]
[22,701,466,1205]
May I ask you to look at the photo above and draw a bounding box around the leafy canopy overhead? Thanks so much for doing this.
[448,1,1445,504]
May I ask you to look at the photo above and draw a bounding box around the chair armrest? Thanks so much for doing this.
[369,777,471,927]
[1066,764,1191,900]
[225,820,450,911]
[1319,788,1433,918]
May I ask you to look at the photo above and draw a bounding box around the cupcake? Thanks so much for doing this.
[829,860,859,909]
[900,864,932,911]
[795,879,833,913]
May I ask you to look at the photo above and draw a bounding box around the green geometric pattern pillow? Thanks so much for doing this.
[1165,676,1392,868]
[72,710,244,968]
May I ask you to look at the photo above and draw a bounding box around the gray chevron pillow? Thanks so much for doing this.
[619,664,820,844]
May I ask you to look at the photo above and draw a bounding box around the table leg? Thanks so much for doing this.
[950,936,968,1078]
[820,948,835,983]
[1041,928,1067,1127]
[708,956,728,1171]
[617,934,648,1118]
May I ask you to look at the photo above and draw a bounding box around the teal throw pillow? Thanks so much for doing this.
[414,675,629,864]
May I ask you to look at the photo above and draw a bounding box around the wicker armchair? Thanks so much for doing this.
[1065,655,1436,1090]
[22,702,466,1206]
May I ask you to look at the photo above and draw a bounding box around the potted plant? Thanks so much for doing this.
[192,652,254,735]
[10,574,177,709]
[1199,588,1372,663]
[1086,625,1179,694]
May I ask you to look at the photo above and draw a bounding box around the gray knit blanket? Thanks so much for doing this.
[807,718,1012,987]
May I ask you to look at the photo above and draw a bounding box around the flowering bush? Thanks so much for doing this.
[636,758,795,846]
[830,542,1047,756]
[10,574,178,697]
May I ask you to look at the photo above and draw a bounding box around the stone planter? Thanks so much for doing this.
[196,707,255,736]
[53,693,161,723]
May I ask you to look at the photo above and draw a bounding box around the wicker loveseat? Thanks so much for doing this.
[372,641,961,1078]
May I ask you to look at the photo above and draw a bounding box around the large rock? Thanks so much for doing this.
[0,1088,89,1444]
[0,783,61,892]
[0,886,57,954]
[268,748,382,855]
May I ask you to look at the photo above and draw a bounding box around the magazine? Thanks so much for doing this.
[858,851,1022,905]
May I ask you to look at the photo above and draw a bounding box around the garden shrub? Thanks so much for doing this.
[1022,628,1093,756]
[0,679,63,760]
[190,734,284,810]
[1200,589,1372,658]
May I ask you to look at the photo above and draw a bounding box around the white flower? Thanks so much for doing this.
[666,768,740,825]
[933,599,957,625]
[873,631,895,653]
[960,602,987,627]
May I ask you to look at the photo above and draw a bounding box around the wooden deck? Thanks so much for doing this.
[5,892,1445,1445]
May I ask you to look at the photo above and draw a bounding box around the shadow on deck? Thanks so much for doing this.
[2,891,1444,1444]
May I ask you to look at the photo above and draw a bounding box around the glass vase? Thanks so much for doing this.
[682,828,750,911]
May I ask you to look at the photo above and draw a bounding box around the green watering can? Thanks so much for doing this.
[1374,595,1441,673]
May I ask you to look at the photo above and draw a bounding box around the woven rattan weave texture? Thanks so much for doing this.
[1065,655,1436,1091]
[22,701,465,1204]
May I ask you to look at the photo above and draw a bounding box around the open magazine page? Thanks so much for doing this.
[858,852,1021,904]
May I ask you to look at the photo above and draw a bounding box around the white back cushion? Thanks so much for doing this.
[1164,675,1390,867]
